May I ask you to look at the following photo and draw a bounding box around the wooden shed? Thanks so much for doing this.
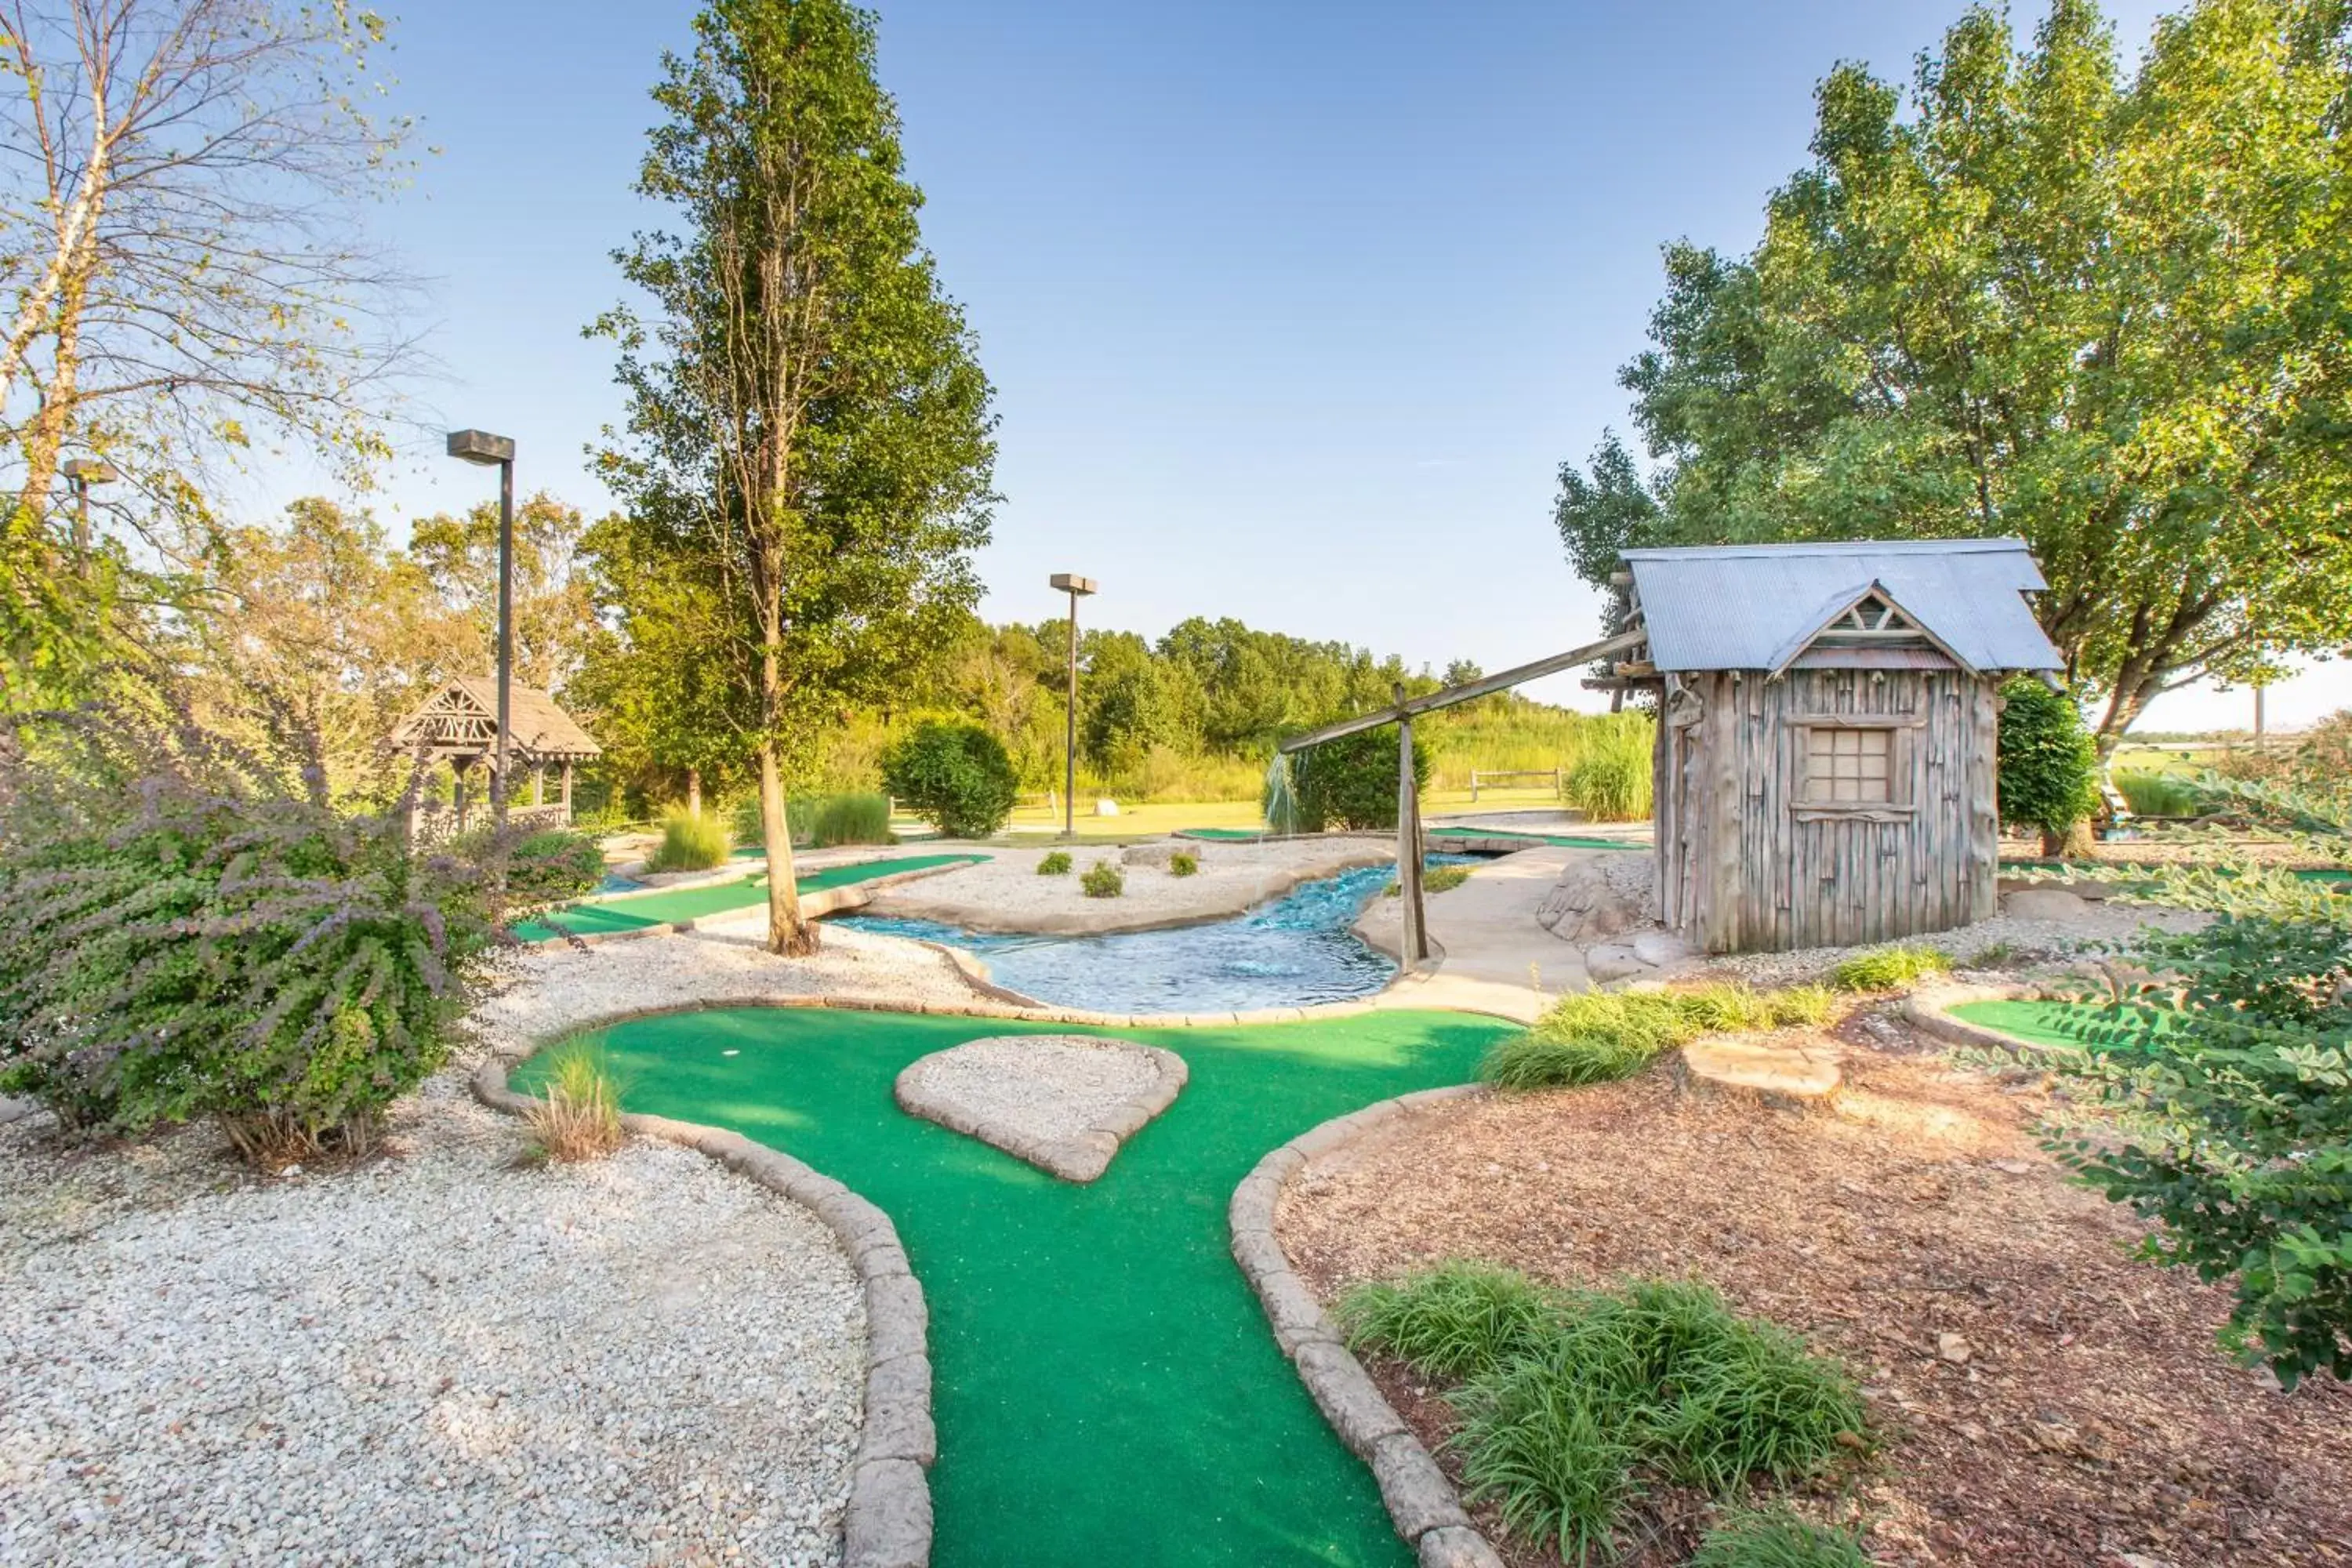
[1605,539,2063,953]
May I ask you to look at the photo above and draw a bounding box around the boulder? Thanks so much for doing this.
[2002,887,2092,921]
[1092,798,1120,817]
[1584,944,1653,985]
[1536,858,1642,944]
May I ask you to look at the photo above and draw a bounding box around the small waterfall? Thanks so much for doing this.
[1262,751,1300,837]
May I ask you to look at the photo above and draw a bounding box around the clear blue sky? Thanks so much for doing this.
[336,0,2330,730]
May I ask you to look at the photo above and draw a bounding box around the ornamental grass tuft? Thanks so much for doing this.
[1825,944,1951,993]
[1479,984,1835,1090]
[523,1040,625,1163]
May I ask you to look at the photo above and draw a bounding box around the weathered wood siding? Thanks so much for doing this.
[1655,667,2000,953]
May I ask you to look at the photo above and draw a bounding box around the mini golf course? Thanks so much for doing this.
[510,854,988,942]
[1949,996,2176,1045]
[519,1005,1514,1567]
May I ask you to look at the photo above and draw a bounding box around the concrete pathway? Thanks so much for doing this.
[1359,844,1631,1022]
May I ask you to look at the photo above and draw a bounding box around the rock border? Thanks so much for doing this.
[1900,980,2037,1051]
[894,1035,1189,1183]
[473,1052,935,1568]
[1228,1086,1506,1568]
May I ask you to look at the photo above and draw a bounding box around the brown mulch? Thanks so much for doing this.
[1276,1017,2352,1568]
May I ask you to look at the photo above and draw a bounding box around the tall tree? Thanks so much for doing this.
[595,0,996,953]
[1555,0,2352,745]
[0,0,417,712]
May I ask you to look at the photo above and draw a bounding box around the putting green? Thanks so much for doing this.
[521,1006,1513,1566]
[512,854,987,942]
[1424,826,1644,851]
[1950,997,2176,1047]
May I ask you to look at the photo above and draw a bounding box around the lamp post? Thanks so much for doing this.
[1048,572,1097,839]
[446,429,517,819]
[61,457,116,571]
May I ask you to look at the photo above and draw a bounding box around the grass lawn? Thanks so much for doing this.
[521,1006,1513,1568]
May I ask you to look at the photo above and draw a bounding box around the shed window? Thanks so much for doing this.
[1804,726,1894,804]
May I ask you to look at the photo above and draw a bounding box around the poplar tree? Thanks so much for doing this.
[594,0,996,953]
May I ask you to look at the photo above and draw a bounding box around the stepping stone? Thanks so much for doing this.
[894,1035,1188,1182]
[1676,1036,1842,1109]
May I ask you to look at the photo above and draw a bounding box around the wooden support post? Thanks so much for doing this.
[1396,685,1426,964]
[561,759,574,811]
[532,766,545,807]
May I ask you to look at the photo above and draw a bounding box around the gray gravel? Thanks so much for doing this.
[0,1074,864,1568]
[898,1035,1160,1152]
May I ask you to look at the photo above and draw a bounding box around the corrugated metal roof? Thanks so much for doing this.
[1621,537,2063,673]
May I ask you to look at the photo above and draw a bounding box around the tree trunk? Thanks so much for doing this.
[759,641,815,956]
[687,767,702,815]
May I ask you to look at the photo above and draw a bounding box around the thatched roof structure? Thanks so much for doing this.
[392,677,601,766]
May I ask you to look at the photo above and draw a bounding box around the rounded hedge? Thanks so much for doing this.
[1998,677,2100,851]
[880,720,1019,839]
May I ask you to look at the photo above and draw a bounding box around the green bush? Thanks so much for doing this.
[2113,768,2204,818]
[1998,677,2100,852]
[0,767,494,1160]
[1825,944,1951,993]
[1081,860,1124,898]
[1168,850,1199,877]
[2037,910,2352,1387]
[805,791,894,847]
[646,808,729,872]
[1037,850,1073,876]
[500,829,606,906]
[1690,1508,1871,1568]
[880,720,1019,839]
[1346,1269,1864,1563]
[1479,984,1836,1090]
[1283,724,1432,832]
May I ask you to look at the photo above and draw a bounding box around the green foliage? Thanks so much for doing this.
[0,723,492,1160]
[801,791,894,847]
[1036,849,1073,876]
[1690,1508,1871,1568]
[646,808,730,873]
[1287,724,1432,832]
[1388,864,1472,898]
[1168,850,1199,878]
[1563,716,1653,822]
[1080,859,1123,898]
[2113,768,2205,818]
[1481,984,1835,1090]
[1348,1269,1864,1563]
[1554,0,2352,739]
[880,720,1018,838]
[2028,907,2352,1386]
[501,829,606,906]
[1998,679,2100,846]
[1825,944,1952,993]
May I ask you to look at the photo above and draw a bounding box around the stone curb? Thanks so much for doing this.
[892,1036,1190,1183]
[1227,1083,1504,1568]
[473,1052,935,1568]
[1900,981,2036,1053]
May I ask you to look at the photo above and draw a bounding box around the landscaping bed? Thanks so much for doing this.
[1274,1019,2352,1566]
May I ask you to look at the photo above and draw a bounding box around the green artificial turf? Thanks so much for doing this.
[1177,826,1271,840]
[1948,997,2177,1047]
[519,1005,1512,1567]
[511,854,987,942]
[1424,826,1645,851]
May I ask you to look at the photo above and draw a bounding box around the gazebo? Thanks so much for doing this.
[393,677,602,837]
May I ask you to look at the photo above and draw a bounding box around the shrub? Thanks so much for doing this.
[880,720,1019,839]
[1480,985,1835,1090]
[1168,850,1199,877]
[1825,944,1951,993]
[522,1040,624,1163]
[0,761,493,1160]
[1998,677,2100,853]
[2033,909,2352,1387]
[500,829,606,906]
[1037,849,1073,876]
[808,791,895,846]
[1350,1269,1864,1563]
[1286,724,1432,832]
[646,808,729,872]
[1081,860,1124,898]
[1690,1508,1871,1568]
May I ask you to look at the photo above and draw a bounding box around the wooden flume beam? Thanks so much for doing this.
[1275,630,1646,753]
